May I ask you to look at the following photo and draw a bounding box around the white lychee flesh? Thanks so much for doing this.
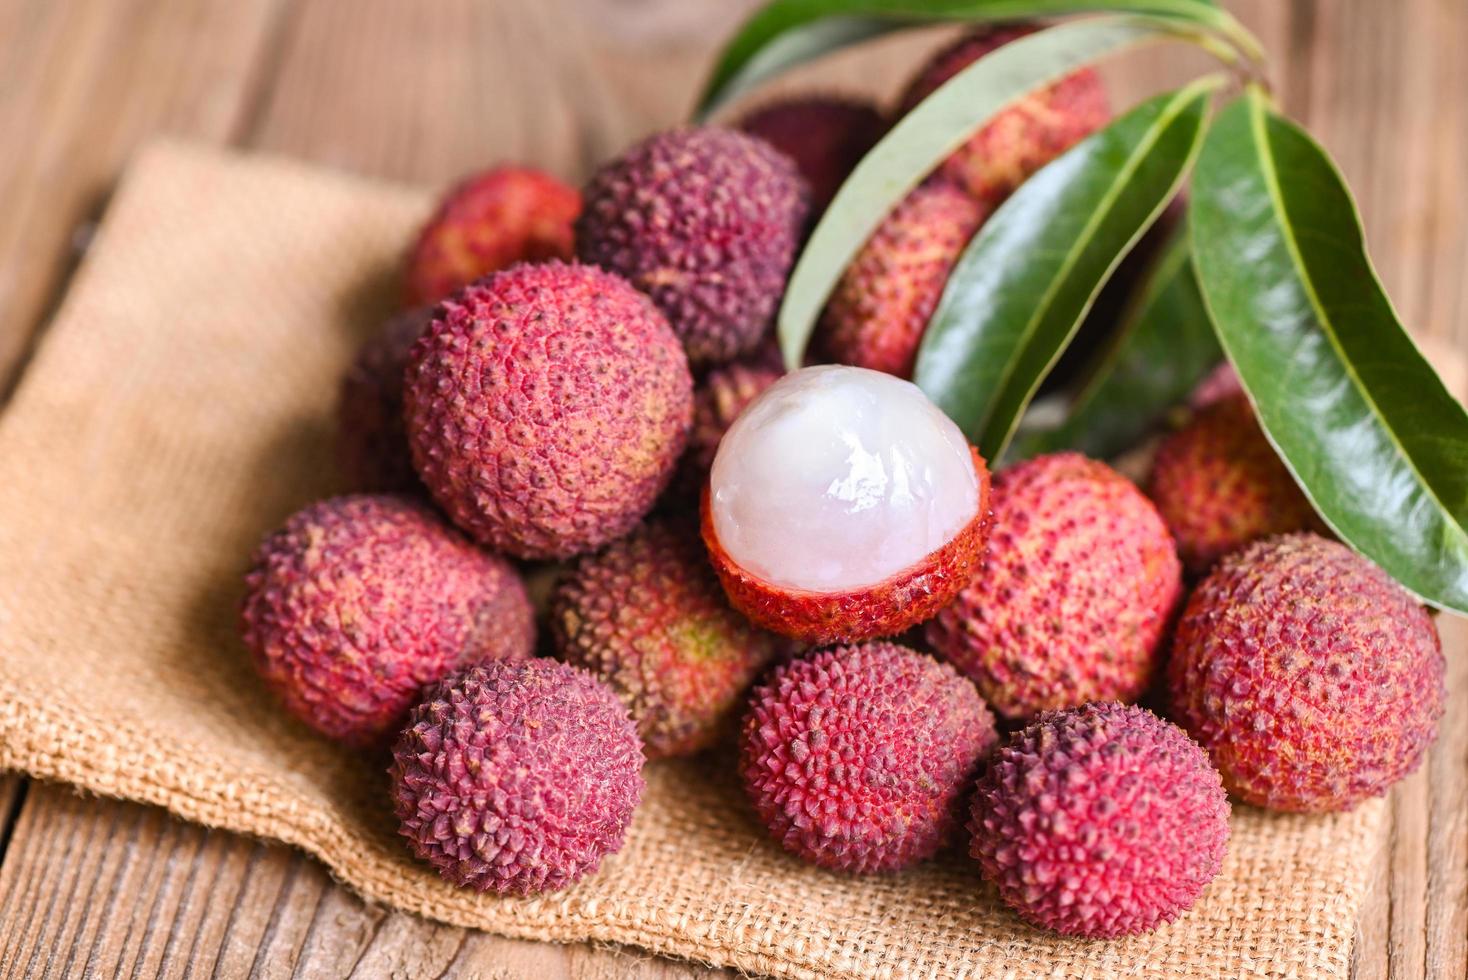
[709,365,980,593]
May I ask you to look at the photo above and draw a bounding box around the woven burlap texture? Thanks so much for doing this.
[0,141,1383,979]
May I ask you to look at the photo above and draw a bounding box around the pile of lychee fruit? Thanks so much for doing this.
[239,25,1446,941]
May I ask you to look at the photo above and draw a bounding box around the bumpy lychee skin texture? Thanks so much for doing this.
[703,367,992,644]
[336,308,431,491]
[679,360,784,492]
[1167,534,1445,812]
[239,495,534,747]
[550,520,787,758]
[575,126,810,364]
[404,261,693,559]
[403,166,579,307]
[897,25,1110,203]
[390,659,645,894]
[736,95,886,213]
[926,453,1181,721]
[741,642,997,873]
[1148,394,1324,575]
[820,181,988,378]
[970,702,1229,938]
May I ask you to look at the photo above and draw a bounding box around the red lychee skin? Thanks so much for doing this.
[550,519,787,758]
[1148,394,1325,575]
[819,181,989,378]
[335,307,431,492]
[677,360,785,496]
[390,659,645,894]
[897,25,1110,204]
[403,166,580,308]
[403,261,694,560]
[1189,361,1244,410]
[741,642,997,873]
[736,95,886,213]
[970,702,1229,938]
[575,126,810,365]
[1166,534,1445,812]
[239,495,533,747]
[925,452,1182,721]
[703,446,992,645]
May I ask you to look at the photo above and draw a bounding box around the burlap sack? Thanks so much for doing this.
[0,141,1384,979]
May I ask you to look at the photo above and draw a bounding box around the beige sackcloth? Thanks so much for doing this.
[0,141,1383,979]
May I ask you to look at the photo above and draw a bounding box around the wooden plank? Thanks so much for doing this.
[0,0,285,396]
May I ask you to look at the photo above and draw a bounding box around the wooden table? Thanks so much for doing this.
[0,2,1463,976]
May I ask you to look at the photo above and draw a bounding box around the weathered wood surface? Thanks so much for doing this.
[0,1,1463,976]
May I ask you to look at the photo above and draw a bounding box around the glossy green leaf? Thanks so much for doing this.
[913,77,1217,458]
[1009,222,1220,460]
[1191,88,1468,612]
[695,0,1254,119]
[777,16,1204,369]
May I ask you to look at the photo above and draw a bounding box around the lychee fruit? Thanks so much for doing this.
[736,95,886,213]
[239,494,533,746]
[702,365,991,644]
[1167,533,1445,812]
[1189,360,1243,410]
[896,24,1110,203]
[335,307,430,492]
[741,641,997,873]
[970,701,1229,938]
[404,261,694,560]
[550,519,787,758]
[575,126,810,365]
[390,659,645,894]
[679,359,784,496]
[1148,393,1324,574]
[925,452,1181,721]
[403,166,579,307]
[819,181,989,378]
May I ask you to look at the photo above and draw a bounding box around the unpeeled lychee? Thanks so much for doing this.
[335,308,430,492]
[741,641,997,873]
[925,452,1181,721]
[1148,393,1323,574]
[239,494,533,746]
[390,659,645,894]
[680,360,784,493]
[576,126,810,364]
[737,95,886,213]
[550,519,786,758]
[896,24,1110,203]
[403,166,579,307]
[820,181,988,378]
[703,365,991,644]
[970,702,1229,938]
[404,261,693,559]
[1167,533,1444,812]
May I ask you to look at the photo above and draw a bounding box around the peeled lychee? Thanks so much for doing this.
[550,519,786,758]
[404,261,693,559]
[1167,533,1444,812]
[403,166,579,308]
[926,452,1181,721]
[741,641,997,873]
[819,181,988,378]
[970,702,1229,938]
[897,24,1110,203]
[1148,393,1323,574]
[335,308,430,492]
[679,360,784,494]
[390,659,645,894]
[576,126,810,364]
[703,365,991,644]
[737,95,886,213]
[239,494,533,746]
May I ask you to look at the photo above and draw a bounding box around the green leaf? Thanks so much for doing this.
[1191,88,1468,613]
[913,76,1218,459]
[777,15,1206,370]
[1009,222,1220,460]
[695,0,1254,119]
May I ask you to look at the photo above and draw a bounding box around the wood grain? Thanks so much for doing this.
[0,1,1463,977]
